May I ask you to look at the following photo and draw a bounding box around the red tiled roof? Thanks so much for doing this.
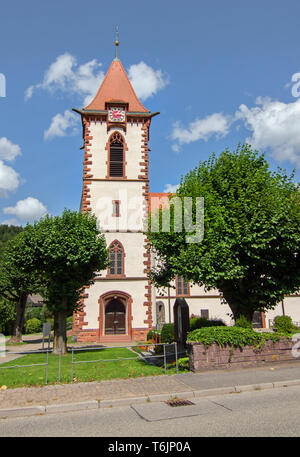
[149,193,175,212]
[84,59,149,113]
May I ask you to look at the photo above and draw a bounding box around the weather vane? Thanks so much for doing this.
[115,25,119,59]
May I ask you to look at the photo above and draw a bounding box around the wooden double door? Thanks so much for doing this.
[105,298,126,335]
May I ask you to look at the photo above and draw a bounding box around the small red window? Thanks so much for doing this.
[113,200,120,217]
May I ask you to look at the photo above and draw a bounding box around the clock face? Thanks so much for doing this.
[108,107,125,122]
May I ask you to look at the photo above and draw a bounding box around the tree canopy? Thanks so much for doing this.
[0,229,43,341]
[147,144,300,322]
[0,225,23,259]
[19,210,108,353]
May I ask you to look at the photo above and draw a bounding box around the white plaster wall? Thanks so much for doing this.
[83,279,148,330]
[89,181,146,232]
[156,296,232,326]
[265,296,300,327]
[88,122,144,180]
[98,232,147,278]
[156,282,221,298]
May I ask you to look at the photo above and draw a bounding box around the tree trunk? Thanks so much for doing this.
[221,286,254,324]
[53,308,68,355]
[9,292,28,343]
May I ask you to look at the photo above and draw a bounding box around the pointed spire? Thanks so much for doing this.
[83,39,149,112]
[114,25,120,61]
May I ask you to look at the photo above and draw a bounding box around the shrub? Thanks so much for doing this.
[161,323,174,343]
[234,315,253,329]
[274,315,294,334]
[177,357,190,371]
[0,298,15,335]
[187,326,280,349]
[25,306,42,321]
[190,316,226,331]
[25,318,42,334]
[190,316,208,331]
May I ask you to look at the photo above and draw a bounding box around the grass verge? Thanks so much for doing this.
[0,347,177,389]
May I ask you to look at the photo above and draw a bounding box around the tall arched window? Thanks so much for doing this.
[108,240,125,276]
[109,132,124,177]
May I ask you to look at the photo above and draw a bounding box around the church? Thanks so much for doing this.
[72,42,300,343]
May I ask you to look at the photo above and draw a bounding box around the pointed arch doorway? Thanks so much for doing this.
[98,291,132,342]
[105,298,125,335]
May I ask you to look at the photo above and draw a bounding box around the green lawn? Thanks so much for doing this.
[0,347,178,389]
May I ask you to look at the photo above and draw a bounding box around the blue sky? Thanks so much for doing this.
[1,0,300,224]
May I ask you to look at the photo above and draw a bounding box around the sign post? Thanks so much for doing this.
[42,322,52,350]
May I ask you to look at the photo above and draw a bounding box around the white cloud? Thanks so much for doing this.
[3,197,47,222]
[0,161,20,197]
[0,138,21,162]
[235,96,300,165]
[25,54,169,105]
[25,53,105,106]
[44,110,79,140]
[1,218,21,226]
[171,144,180,153]
[128,61,169,100]
[163,183,179,193]
[171,113,231,151]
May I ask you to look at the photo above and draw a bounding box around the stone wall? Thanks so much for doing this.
[188,338,294,371]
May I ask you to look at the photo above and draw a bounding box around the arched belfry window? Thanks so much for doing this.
[109,132,124,178]
[108,240,125,276]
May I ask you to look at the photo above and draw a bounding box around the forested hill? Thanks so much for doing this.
[0,225,24,258]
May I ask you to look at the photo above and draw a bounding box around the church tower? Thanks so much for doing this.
[72,40,159,342]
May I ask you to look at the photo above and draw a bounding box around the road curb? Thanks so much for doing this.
[1,379,300,418]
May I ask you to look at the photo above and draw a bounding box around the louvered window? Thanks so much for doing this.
[109,132,124,177]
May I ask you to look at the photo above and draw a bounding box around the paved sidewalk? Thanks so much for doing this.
[0,360,299,415]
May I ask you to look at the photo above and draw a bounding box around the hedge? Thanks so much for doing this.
[187,326,281,349]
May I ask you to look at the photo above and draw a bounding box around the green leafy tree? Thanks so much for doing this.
[147,144,300,323]
[23,210,108,354]
[0,225,23,259]
[0,232,41,342]
[0,224,24,336]
[0,298,15,335]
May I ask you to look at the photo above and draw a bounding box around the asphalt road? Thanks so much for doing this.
[0,384,299,438]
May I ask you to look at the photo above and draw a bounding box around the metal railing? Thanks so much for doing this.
[0,349,51,385]
[0,342,184,387]
[70,342,180,383]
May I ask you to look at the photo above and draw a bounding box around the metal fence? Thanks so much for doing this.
[0,342,183,386]
[70,342,181,383]
[0,349,51,385]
